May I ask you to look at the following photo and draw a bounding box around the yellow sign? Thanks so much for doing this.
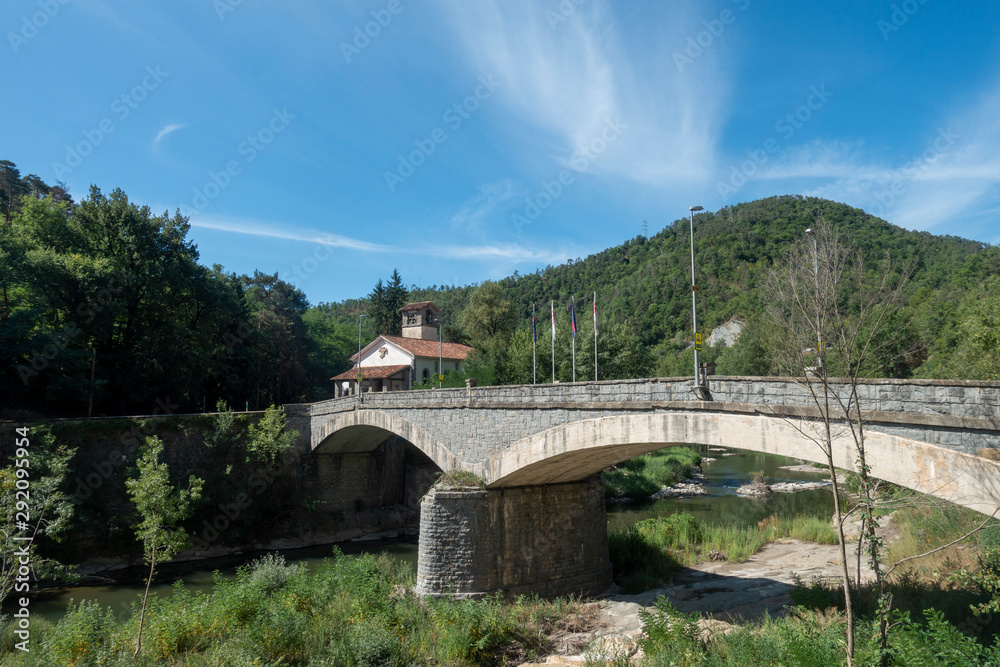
[694,332,703,351]
[438,374,445,382]
[817,341,826,354]
[356,372,363,382]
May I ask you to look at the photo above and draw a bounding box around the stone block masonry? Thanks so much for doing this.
[415,476,611,599]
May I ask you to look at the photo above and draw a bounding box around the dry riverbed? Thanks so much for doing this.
[523,534,881,665]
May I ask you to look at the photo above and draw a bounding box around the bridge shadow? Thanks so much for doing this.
[619,568,797,623]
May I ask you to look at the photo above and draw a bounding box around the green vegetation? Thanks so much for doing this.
[0,426,76,607]
[435,470,487,489]
[633,596,1000,667]
[245,405,298,463]
[5,167,998,419]
[609,512,838,594]
[0,550,590,666]
[124,437,203,656]
[604,447,701,501]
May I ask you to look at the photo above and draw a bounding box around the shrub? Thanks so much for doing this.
[244,552,303,594]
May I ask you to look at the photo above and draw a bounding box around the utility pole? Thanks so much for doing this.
[688,206,704,390]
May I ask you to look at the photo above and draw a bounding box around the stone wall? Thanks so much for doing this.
[302,376,1000,418]
[0,413,429,564]
[302,376,1000,464]
[415,476,611,599]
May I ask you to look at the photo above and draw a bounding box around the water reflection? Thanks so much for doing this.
[607,445,837,533]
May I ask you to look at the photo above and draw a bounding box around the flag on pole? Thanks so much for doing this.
[551,301,556,341]
[570,297,577,338]
[532,304,537,341]
[593,292,598,336]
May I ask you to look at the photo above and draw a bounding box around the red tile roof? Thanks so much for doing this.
[350,335,476,363]
[330,364,411,381]
[382,335,475,361]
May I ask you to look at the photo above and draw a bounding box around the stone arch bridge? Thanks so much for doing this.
[284,376,1000,598]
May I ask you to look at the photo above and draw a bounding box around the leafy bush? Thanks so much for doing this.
[243,552,303,593]
[605,447,701,501]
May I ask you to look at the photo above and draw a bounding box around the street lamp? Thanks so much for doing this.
[688,205,704,390]
[357,312,366,394]
[804,228,823,371]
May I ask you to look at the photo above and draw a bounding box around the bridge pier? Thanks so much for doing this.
[415,476,612,599]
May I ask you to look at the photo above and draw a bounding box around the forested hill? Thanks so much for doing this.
[412,196,986,346]
[312,195,998,382]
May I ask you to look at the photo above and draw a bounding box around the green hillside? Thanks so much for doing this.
[321,195,999,381]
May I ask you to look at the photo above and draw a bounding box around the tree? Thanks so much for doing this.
[462,281,516,349]
[964,277,1000,380]
[715,318,774,376]
[0,160,29,223]
[246,405,299,463]
[766,218,909,665]
[243,272,311,408]
[369,279,389,335]
[368,270,409,336]
[385,269,408,336]
[0,426,75,607]
[125,436,203,657]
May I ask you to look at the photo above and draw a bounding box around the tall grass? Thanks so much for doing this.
[629,595,1000,667]
[0,550,589,667]
[604,446,701,501]
[886,502,1000,579]
[608,513,838,593]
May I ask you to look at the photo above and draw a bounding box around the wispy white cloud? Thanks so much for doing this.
[429,0,726,185]
[186,212,575,265]
[188,213,392,252]
[750,83,1000,235]
[153,123,190,147]
[450,179,518,232]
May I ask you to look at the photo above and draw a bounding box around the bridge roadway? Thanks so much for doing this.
[285,376,1000,599]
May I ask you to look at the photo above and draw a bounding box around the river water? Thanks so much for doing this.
[24,446,833,623]
[607,445,836,533]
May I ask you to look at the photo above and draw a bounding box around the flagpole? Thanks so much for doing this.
[550,300,555,383]
[532,304,536,385]
[593,291,598,381]
[571,296,576,383]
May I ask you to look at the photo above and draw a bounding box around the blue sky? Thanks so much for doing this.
[3,0,999,305]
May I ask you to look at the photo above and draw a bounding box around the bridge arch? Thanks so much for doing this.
[484,412,1000,516]
[312,409,464,475]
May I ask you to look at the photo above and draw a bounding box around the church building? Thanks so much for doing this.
[330,302,475,395]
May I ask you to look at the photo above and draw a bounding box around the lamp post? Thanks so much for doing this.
[357,312,366,394]
[805,228,823,371]
[688,205,704,389]
[437,317,443,388]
